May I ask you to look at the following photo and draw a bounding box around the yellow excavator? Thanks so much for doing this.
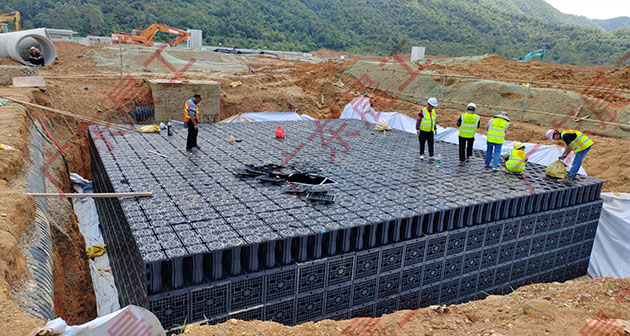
[0,11,20,33]
[111,24,191,47]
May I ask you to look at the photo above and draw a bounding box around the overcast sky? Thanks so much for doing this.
[544,0,630,19]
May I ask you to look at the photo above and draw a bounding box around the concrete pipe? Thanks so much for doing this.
[0,29,57,66]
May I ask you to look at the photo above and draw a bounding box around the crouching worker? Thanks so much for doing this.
[505,142,527,173]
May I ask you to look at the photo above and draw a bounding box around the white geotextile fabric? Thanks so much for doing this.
[70,173,121,316]
[220,112,315,123]
[340,98,586,175]
[588,193,630,278]
[42,305,165,336]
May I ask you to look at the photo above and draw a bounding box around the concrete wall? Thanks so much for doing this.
[0,65,39,86]
[187,29,203,49]
[148,79,220,123]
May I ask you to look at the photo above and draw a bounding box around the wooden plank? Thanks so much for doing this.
[12,76,46,88]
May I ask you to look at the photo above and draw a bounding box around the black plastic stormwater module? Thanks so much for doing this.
[88,120,605,330]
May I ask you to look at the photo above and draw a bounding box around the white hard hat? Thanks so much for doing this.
[546,129,557,140]
[495,111,510,121]
[30,46,36,50]
[467,103,476,110]
[427,97,438,107]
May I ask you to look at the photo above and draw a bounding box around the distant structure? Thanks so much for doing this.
[78,36,113,46]
[411,46,425,62]
[46,28,77,40]
[187,29,203,49]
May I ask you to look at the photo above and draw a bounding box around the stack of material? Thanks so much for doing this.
[89,120,605,330]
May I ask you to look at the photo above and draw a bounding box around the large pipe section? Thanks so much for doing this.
[0,28,56,66]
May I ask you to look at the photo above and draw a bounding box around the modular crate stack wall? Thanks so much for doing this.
[88,120,605,330]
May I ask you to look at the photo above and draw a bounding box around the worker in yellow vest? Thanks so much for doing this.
[457,103,480,162]
[546,129,593,181]
[485,111,510,170]
[505,142,527,173]
[416,97,438,160]
[185,94,202,151]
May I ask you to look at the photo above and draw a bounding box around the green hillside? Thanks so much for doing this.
[480,0,602,29]
[482,0,630,32]
[2,0,629,65]
[593,17,630,32]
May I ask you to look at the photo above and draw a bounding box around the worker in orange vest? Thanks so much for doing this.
[185,94,202,151]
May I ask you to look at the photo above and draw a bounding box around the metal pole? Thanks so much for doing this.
[27,192,153,198]
[442,64,448,86]
[520,74,533,122]
[119,39,123,80]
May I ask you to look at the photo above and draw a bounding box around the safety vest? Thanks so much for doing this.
[506,149,526,173]
[419,107,436,132]
[487,117,508,144]
[459,112,479,138]
[184,99,199,122]
[561,130,593,153]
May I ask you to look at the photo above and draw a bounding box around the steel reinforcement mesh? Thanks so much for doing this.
[88,120,605,330]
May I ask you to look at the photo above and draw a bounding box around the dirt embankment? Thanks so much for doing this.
[0,87,98,333]
[444,55,629,88]
[183,277,630,336]
[0,89,42,334]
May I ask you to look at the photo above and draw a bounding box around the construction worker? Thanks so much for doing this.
[546,129,593,181]
[485,111,510,170]
[28,47,44,66]
[185,94,202,151]
[505,142,527,173]
[416,97,438,160]
[457,103,480,162]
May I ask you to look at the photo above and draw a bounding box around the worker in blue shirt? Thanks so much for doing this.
[185,94,202,151]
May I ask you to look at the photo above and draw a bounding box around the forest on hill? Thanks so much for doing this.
[3,0,629,65]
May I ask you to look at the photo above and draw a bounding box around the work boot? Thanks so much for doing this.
[419,155,425,160]
[429,156,435,161]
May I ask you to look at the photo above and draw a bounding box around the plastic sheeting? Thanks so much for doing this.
[340,98,586,175]
[588,192,630,278]
[40,305,165,336]
[220,112,315,123]
[70,174,120,316]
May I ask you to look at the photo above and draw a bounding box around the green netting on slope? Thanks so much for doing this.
[88,45,248,75]
[346,61,630,137]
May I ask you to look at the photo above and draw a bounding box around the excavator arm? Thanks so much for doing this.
[112,24,191,47]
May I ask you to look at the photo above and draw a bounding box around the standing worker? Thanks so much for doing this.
[457,103,480,163]
[546,129,593,181]
[28,47,45,66]
[185,94,202,151]
[416,97,438,160]
[485,111,510,170]
[505,142,527,173]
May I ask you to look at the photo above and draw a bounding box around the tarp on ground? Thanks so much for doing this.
[340,98,586,175]
[220,112,315,123]
[70,174,120,316]
[39,305,165,336]
[588,192,630,278]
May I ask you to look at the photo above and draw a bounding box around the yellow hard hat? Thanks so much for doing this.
[513,142,525,150]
